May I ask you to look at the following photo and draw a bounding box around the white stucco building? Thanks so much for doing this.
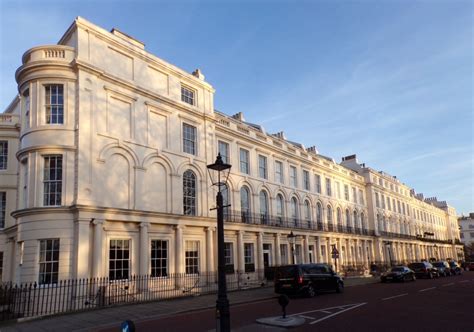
[0,17,462,284]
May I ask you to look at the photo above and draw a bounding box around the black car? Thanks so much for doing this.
[432,261,452,277]
[274,263,344,297]
[381,266,416,283]
[408,262,439,279]
[448,261,462,275]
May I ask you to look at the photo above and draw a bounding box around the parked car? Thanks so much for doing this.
[448,261,462,275]
[432,261,452,277]
[465,262,474,271]
[380,266,416,283]
[274,263,344,297]
[408,262,439,279]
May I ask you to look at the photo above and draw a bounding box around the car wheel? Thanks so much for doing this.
[336,282,344,293]
[306,285,316,298]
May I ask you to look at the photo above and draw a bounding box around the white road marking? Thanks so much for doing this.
[419,287,436,292]
[320,310,332,314]
[381,293,408,301]
[442,283,455,287]
[291,303,364,317]
[298,315,316,320]
[309,303,367,325]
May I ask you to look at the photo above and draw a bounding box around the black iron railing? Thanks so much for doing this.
[0,270,269,322]
[224,210,376,236]
[379,231,454,244]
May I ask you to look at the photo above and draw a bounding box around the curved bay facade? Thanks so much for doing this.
[0,17,463,284]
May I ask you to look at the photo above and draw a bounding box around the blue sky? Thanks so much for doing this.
[1,0,472,214]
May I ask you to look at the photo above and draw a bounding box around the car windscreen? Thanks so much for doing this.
[276,266,297,278]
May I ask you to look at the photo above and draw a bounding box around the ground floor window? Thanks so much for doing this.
[109,239,130,280]
[295,244,302,264]
[280,244,288,265]
[224,242,234,273]
[321,245,326,262]
[244,243,255,272]
[185,241,199,274]
[39,239,60,285]
[151,240,168,277]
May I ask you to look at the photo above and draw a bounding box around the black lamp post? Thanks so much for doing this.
[207,153,232,332]
[384,241,393,266]
[287,231,296,264]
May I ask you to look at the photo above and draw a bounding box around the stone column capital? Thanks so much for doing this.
[140,222,150,229]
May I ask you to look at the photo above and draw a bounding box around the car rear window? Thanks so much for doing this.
[276,266,298,278]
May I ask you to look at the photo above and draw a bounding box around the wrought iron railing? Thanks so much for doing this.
[224,210,376,236]
[0,270,269,322]
[379,231,454,244]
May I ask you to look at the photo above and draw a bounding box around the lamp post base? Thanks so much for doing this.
[216,297,230,332]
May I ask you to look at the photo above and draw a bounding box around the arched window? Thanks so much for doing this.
[337,208,342,228]
[316,202,322,226]
[291,197,299,226]
[304,200,311,227]
[354,211,359,232]
[327,205,333,230]
[183,170,196,216]
[259,191,269,224]
[222,183,230,221]
[346,209,351,231]
[377,214,383,232]
[240,186,251,222]
[276,194,284,224]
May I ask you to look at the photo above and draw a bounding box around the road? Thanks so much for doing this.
[100,272,474,331]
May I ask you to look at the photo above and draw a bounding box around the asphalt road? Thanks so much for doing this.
[101,272,474,332]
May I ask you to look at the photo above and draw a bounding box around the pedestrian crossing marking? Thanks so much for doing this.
[289,303,367,325]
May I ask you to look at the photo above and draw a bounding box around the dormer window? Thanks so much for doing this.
[45,85,64,124]
[181,85,195,106]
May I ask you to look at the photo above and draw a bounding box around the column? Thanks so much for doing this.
[257,232,264,276]
[237,230,245,272]
[92,219,104,278]
[175,225,184,274]
[315,236,321,263]
[326,237,331,263]
[362,240,368,268]
[206,227,215,273]
[139,222,149,276]
[275,233,281,266]
[304,235,310,263]
[75,219,91,279]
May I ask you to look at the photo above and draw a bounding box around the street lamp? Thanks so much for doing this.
[287,231,296,264]
[383,241,393,266]
[207,153,232,332]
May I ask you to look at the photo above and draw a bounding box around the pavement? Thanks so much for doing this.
[0,276,378,332]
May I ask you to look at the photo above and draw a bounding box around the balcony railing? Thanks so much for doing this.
[379,231,454,244]
[224,210,375,236]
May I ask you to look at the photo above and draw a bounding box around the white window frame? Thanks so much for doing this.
[38,238,60,285]
[239,148,250,175]
[185,240,200,275]
[181,85,196,106]
[151,239,168,278]
[182,123,197,155]
[258,155,267,179]
[109,239,131,281]
[44,84,64,124]
[0,141,8,170]
[43,155,63,207]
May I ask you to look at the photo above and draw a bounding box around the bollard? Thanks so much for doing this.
[277,294,290,319]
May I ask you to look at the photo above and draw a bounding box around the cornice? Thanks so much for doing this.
[16,145,76,160]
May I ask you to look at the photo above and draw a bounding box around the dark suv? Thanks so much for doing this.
[274,263,344,297]
[408,262,439,279]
